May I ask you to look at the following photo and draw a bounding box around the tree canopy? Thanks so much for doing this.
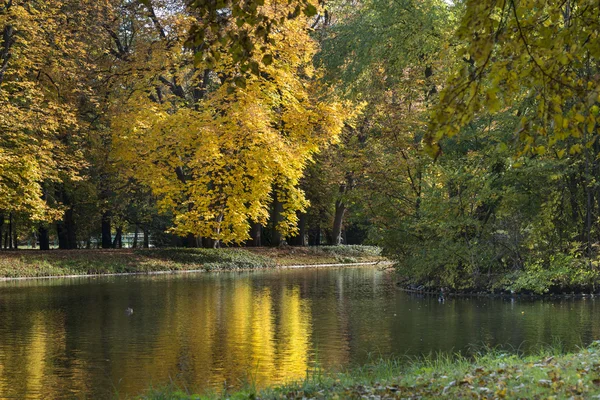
[4,0,600,293]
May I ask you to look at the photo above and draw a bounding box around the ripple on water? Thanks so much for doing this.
[0,267,599,398]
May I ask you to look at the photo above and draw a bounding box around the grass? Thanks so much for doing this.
[248,245,384,266]
[0,245,384,279]
[139,342,600,399]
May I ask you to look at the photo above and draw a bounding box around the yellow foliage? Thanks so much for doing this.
[112,0,348,243]
[0,0,87,221]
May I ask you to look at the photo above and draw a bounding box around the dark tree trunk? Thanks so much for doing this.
[101,212,112,249]
[248,222,262,247]
[332,199,347,246]
[57,221,68,249]
[66,208,77,249]
[133,225,139,248]
[585,149,593,255]
[202,237,214,248]
[39,226,50,250]
[143,229,149,248]
[298,213,307,246]
[0,212,4,250]
[12,214,17,249]
[8,212,13,250]
[112,226,123,249]
[289,213,307,246]
[184,233,199,248]
[56,186,77,249]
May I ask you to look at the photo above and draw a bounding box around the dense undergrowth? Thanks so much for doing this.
[396,246,600,295]
[0,245,383,279]
[139,342,600,399]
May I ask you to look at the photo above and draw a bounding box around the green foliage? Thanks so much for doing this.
[502,247,600,294]
[429,0,600,157]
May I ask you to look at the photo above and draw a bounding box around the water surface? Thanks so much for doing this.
[0,266,599,399]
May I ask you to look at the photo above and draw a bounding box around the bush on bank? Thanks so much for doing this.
[397,244,600,295]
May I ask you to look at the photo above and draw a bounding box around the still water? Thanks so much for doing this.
[1,266,600,399]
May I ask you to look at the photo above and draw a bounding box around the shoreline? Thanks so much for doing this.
[0,260,391,282]
[397,285,600,299]
[141,342,600,399]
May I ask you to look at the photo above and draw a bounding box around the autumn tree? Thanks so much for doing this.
[0,0,99,249]
[111,0,346,246]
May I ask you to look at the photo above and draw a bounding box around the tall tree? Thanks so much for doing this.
[0,0,84,225]
[112,0,347,245]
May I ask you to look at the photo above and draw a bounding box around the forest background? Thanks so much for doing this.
[2,0,600,294]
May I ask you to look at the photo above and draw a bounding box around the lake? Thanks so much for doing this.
[0,266,599,399]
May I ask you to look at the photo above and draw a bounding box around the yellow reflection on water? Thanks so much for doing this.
[276,286,311,382]
[249,287,276,387]
[109,275,316,396]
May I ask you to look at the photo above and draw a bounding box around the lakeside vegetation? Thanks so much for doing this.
[0,245,384,279]
[141,343,600,399]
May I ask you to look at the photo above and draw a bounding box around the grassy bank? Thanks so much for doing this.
[0,245,384,279]
[141,343,600,399]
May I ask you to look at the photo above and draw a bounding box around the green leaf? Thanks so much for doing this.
[303,4,318,17]
[261,54,273,66]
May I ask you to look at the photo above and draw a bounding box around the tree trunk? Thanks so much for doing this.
[248,222,262,247]
[39,226,50,251]
[585,147,593,255]
[332,199,347,246]
[0,212,4,251]
[112,226,123,249]
[13,226,17,249]
[57,221,68,249]
[143,229,149,248]
[289,212,307,246]
[8,212,13,250]
[66,208,77,249]
[101,212,112,249]
[133,225,139,248]
[184,233,199,248]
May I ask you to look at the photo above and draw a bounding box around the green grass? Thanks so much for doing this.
[138,342,600,399]
[0,246,384,279]
[250,245,385,266]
